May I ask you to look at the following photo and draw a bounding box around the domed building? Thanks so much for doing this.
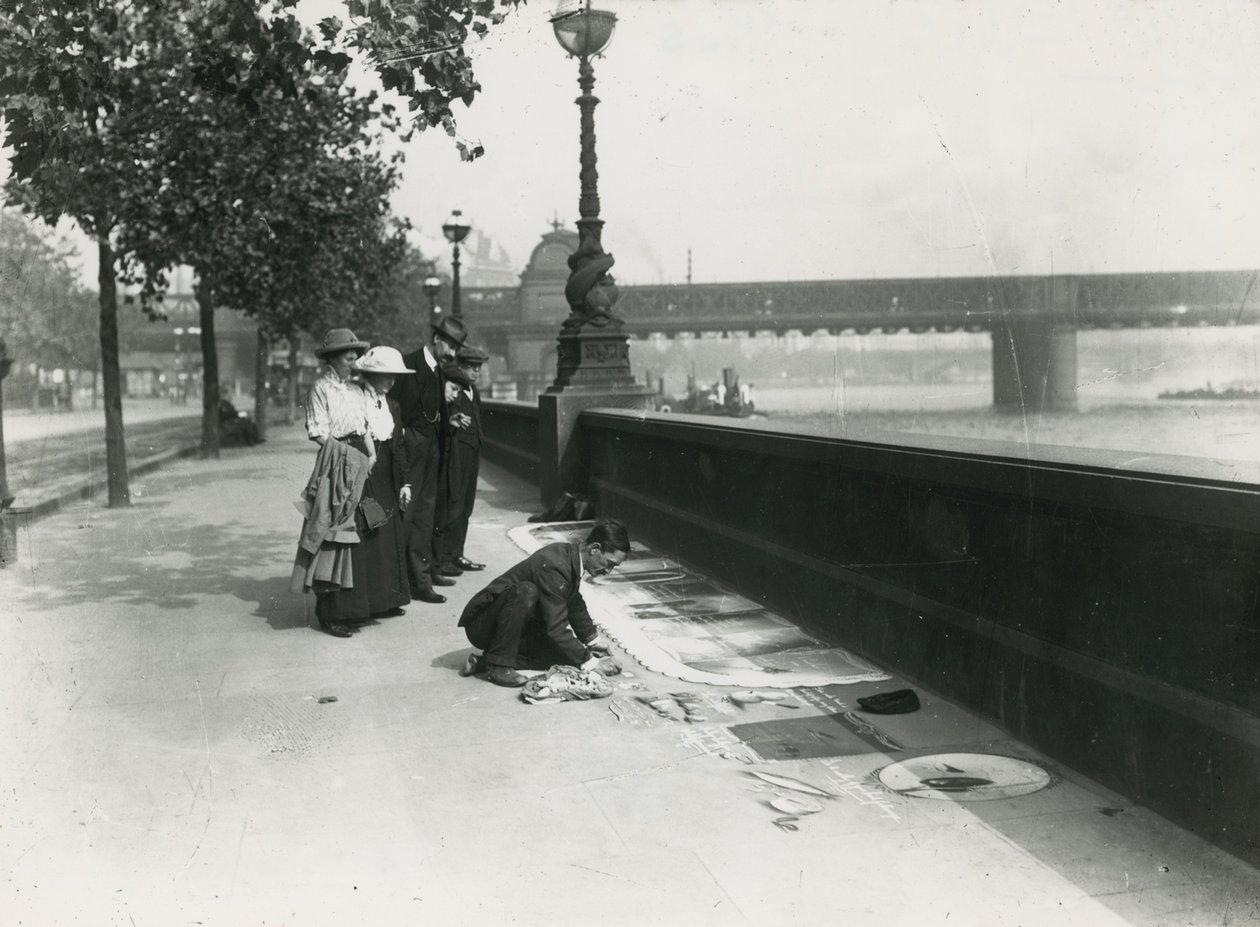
[464,222,580,401]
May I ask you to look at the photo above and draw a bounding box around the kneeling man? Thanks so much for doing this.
[459,519,628,686]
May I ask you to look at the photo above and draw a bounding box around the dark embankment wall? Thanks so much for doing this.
[481,400,540,485]
[576,409,1260,863]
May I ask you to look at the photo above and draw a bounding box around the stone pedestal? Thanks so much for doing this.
[538,329,653,509]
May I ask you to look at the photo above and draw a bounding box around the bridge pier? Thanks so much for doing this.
[991,278,1080,413]
[991,318,1078,412]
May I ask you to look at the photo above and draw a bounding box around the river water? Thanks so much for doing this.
[639,326,1260,481]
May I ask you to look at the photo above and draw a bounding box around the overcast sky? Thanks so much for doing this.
[7,1,1259,288]
[324,0,1258,286]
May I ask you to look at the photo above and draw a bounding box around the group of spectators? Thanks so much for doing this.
[289,317,488,638]
[288,315,633,691]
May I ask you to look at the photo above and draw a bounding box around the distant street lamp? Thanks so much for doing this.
[441,209,471,318]
[420,272,441,322]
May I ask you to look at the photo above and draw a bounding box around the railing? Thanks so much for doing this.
[480,399,539,484]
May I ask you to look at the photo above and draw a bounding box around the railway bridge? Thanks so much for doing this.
[463,229,1257,411]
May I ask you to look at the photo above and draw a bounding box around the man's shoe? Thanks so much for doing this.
[431,574,456,587]
[485,665,526,687]
[455,557,485,571]
[459,653,483,677]
[413,588,446,604]
[319,622,355,638]
[437,562,464,577]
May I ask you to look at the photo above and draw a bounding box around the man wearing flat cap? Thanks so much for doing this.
[435,345,489,577]
[390,316,467,604]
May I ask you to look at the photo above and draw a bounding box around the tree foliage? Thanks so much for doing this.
[314,0,523,161]
[0,210,98,373]
[360,243,446,350]
[1,0,515,492]
[107,3,412,455]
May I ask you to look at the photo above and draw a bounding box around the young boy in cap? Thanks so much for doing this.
[435,345,489,576]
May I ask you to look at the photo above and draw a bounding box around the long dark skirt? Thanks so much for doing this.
[319,438,410,622]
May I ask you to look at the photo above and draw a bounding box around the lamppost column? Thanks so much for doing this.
[442,209,471,320]
[538,4,652,512]
[451,243,462,318]
[576,55,602,245]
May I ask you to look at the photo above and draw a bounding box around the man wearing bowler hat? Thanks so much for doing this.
[391,315,467,603]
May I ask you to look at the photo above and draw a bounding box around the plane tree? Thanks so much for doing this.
[1,0,519,502]
[114,5,410,457]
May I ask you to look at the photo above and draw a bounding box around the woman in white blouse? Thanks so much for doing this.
[293,329,374,637]
[329,345,415,629]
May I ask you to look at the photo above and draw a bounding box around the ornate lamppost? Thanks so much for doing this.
[547,1,643,389]
[537,1,651,509]
[441,209,471,318]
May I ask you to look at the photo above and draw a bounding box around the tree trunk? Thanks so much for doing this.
[196,277,220,459]
[0,373,9,506]
[287,336,300,425]
[98,236,130,507]
[253,326,268,442]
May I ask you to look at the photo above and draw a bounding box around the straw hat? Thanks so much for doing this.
[353,346,414,375]
[314,328,369,358]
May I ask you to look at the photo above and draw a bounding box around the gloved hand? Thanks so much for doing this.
[586,636,612,656]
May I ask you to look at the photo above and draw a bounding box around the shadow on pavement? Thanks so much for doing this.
[29,499,308,632]
[431,648,475,673]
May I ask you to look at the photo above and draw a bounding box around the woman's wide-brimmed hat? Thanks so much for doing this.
[314,328,369,358]
[353,346,413,376]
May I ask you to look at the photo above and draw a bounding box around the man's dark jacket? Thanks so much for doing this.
[459,542,596,666]
[391,349,444,461]
[389,348,446,580]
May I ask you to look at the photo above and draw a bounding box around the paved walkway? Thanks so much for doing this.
[2,424,1257,926]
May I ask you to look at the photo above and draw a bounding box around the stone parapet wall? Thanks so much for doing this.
[569,409,1260,863]
[480,399,540,484]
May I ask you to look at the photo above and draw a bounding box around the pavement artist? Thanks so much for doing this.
[458,518,628,687]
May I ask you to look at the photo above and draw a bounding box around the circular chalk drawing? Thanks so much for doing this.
[877,752,1051,801]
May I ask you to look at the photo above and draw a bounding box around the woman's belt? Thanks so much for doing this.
[334,433,370,455]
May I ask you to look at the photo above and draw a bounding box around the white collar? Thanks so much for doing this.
[422,346,437,371]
